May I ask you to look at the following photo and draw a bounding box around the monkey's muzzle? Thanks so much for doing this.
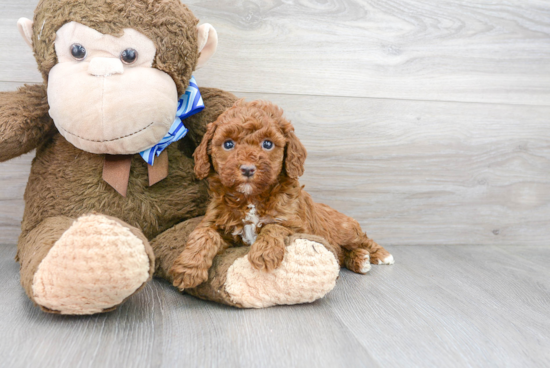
[47,61,178,155]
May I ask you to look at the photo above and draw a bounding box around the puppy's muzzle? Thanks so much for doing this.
[240,165,256,178]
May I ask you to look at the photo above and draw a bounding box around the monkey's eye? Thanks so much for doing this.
[223,140,235,150]
[120,49,138,64]
[70,44,87,61]
[262,140,274,151]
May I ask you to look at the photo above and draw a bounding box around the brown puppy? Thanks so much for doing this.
[170,100,394,290]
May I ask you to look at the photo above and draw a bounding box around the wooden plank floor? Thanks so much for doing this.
[1,244,549,367]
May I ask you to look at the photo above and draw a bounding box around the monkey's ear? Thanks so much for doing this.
[17,18,33,49]
[196,24,218,70]
[193,122,218,179]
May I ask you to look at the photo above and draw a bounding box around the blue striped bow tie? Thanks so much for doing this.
[140,76,204,165]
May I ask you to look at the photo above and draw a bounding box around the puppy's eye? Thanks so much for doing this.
[223,140,235,150]
[120,48,138,64]
[70,44,87,61]
[262,140,274,151]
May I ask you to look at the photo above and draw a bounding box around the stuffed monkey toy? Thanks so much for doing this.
[0,0,340,314]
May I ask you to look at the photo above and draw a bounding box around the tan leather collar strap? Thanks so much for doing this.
[148,150,169,187]
[103,150,169,197]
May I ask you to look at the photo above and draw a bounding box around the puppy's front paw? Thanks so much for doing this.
[248,236,285,272]
[169,259,209,290]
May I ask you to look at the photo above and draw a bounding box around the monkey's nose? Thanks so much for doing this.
[88,57,124,76]
[240,165,256,178]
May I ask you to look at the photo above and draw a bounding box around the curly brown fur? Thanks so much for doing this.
[31,0,198,95]
[170,226,229,289]
[179,88,237,157]
[247,224,289,271]
[169,100,392,288]
[150,216,247,307]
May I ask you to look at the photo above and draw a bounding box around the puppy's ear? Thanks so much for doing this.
[193,122,217,179]
[285,130,307,179]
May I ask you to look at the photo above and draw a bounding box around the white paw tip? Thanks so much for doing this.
[360,263,372,273]
[379,254,395,265]
[360,253,371,273]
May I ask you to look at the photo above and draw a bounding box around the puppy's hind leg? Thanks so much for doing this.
[342,235,394,273]
[361,236,394,265]
[340,224,394,269]
[319,204,394,271]
[344,248,371,274]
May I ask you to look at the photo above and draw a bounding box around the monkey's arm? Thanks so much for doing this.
[178,87,237,157]
[0,84,54,162]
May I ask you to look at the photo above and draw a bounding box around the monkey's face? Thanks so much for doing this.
[47,22,178,154]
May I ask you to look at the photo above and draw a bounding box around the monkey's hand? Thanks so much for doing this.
[169,227,224,290]
[0,84,53,162]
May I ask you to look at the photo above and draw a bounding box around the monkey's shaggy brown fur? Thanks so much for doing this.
[0,84,53,162]
[169,100,392,289]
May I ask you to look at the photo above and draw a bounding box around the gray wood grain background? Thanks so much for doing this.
[1,0,549,246]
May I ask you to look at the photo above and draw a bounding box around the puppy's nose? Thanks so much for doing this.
[240,165,256,178]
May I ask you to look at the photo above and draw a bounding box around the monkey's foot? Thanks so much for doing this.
[224,236,340,308]
[32,214,153,315]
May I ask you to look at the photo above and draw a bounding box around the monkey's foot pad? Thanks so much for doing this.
[32,215,151,315]
[225,238,340,308]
